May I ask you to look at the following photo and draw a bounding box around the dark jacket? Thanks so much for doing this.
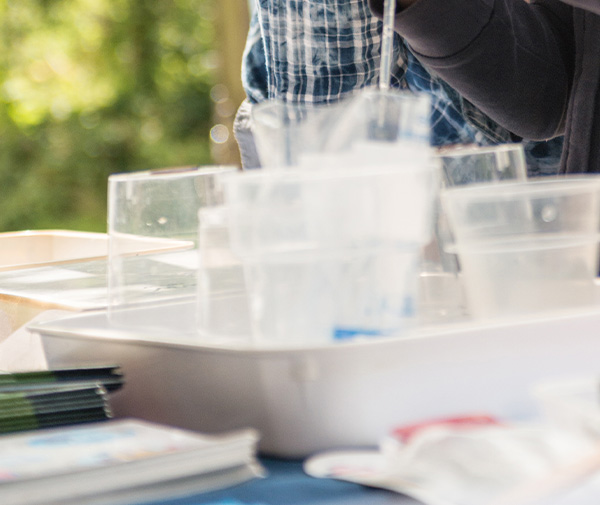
[369,0,600,174]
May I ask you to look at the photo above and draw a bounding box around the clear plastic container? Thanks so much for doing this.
[107,165,238,332]
[223,163,437,345]
[196,204,249,342]
[442,177,600,319]
[422,142,528,291]
[251,89,431,169]
[437,143,528,187]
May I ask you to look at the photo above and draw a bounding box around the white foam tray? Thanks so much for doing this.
[0,230,110,271]
[28,297,600,458]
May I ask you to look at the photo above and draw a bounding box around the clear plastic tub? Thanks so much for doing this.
[442,177,600,319]
[251,89,431,168]
[422,143,529,313]
[196,204,248,342]
[107,165,237,332]
[436,143,527,187]
[222,164,437,345]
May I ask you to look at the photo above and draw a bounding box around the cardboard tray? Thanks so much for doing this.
[0,231,195,340]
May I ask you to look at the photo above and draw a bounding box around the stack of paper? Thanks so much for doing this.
[0,418,262,505]
[0,365,124,433]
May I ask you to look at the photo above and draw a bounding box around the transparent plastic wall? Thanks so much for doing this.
[107,165,237,333]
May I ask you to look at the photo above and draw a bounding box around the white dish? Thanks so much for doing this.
[29,298,600,458]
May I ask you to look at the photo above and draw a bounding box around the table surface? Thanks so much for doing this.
[138,458,420,505]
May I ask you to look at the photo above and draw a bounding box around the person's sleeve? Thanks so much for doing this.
[369,0,574,140]
[557,0,600,15]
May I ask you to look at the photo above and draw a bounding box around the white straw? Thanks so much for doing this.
[379,0,397,91]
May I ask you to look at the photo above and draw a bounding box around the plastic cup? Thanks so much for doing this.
[222,163,437,346]
[196,204,250,342]
[107,165,237,332]
[441,176,600,319]
[425,142,528,270]
[437,143,528,187]
[251,88,431,169]
[251,99,345,168]
[419,143,529,324]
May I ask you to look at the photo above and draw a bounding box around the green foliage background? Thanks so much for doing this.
[0,0,219,232]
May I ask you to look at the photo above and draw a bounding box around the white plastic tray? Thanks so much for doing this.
[28,298,600,457]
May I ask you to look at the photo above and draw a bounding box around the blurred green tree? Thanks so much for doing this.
[0,0,223,232]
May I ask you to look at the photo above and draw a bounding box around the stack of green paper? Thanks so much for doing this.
[0,365,124,433]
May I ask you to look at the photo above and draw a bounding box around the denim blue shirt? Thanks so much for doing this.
[242,1,563,175]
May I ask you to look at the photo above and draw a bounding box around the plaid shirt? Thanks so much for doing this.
[243,1,563,174]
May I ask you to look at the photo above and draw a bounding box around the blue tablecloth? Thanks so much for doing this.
[141,458,420,505]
